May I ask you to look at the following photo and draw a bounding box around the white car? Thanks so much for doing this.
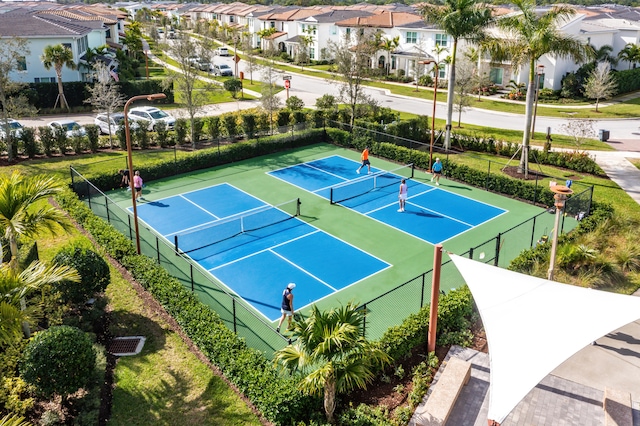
[128,106,176,131]
[48,119,86,138]
[94,113,139,135]
[215,47,229,56]
[212,64,233,77]
[0,118,24,139]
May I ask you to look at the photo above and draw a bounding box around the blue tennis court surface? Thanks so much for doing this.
[130,183,390,321]
[268,155,507,244]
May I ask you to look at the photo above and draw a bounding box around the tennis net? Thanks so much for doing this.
[330,164,414,204]
[174,198,301,254]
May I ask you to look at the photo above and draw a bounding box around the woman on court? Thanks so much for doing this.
[276,283,295,333]
[398,179,408,212]
[133,170,144,202]
[431,158,443,186]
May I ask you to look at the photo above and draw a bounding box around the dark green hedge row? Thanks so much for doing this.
[20,80,173,110]
[55,190,318,425]
[326,128,558,206]
[377,286,473,364]
[612,67,640,94]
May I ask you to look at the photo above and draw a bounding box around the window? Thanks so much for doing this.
[538,73,545,90]
[301,24,306,32]
[270,21,275,28]
[230,16,235,23]
[17,56,26,71]
[310,47,315,60]
[34,77,55,83]
[489,67,503,85]
[62,43,72,50]
[331,25,337,35]
[346,28,351,36]
[439,64,445,79]
[406,31,417,44]
[435,33,448,47]
[391,56,396,70]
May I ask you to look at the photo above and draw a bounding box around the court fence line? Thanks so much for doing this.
[70,166,292,358]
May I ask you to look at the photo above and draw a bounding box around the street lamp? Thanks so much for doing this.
[420,59,439,171]
[124,93,167,254]
[547,184,573,280]
[530,64,545,140]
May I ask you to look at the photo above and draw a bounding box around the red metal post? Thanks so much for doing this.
[427,243,443,353]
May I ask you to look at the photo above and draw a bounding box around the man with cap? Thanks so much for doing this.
[276,283,295,333]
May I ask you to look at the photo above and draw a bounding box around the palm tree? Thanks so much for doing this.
[41,44,76,110]
[420,0,493,150]
[484,0,590,177]
[274,303,391,423]
[589,44,618,67]
[0,261,79,347]
[618,43,640,69]
[0,171,72,270]
[381,35,400,76]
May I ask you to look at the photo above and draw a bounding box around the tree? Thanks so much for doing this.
[84,62,126,149]
[241,30,258,84]
[166,34,220,148]
[122,21,143,58]
[274,303,391,423]
[0,171,72,270]
[560,119,596,149]
[0,38,37,163]
[0,261,79,347]
[259,56,282,134]
[583,62,617,112]
[223,78,243,100]
[617,43,640,70]
[315,94,338,111]
[20,325,96,399]
[329,29,378,126]
[589,44,618,67]
[257,28,278,55]
[297,27,314,71]
[381,35,400,76]
[40,44,76,110]
[420,0,493,150]
[484,0,590,177]
[453,57,475,126]
[285,96,305,111]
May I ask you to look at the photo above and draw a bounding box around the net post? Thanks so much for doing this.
[156,236,160,263]
[469,247,474,259]
[190,264,194,292]
[105,196,110,223]
[530,215,537,248]
[232,298,237,334]
[296,198,301,216]
[494,233,501,266]
[174,235,179,255]
[410,163,415,179]
[330,187,335,205]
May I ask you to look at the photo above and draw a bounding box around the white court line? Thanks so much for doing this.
[271,250,339,292]
[404,201,475,228]
[151,181,231,203]
[302,162,350,181]
[179,194,220,220]
[363,188,434,215]
[209,229,321,271]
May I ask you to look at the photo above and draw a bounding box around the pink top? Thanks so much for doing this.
[133,175,143,188]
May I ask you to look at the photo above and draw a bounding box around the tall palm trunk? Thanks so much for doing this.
[444,40,458,150]
[519,68,536,178]
[55,66,68,110]
[324,374,337,423]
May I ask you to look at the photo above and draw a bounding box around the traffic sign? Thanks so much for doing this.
[234,54,241,63]
[284,79,290,89]
[283,75,292,81]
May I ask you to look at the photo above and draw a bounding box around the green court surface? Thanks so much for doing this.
[100,143,578,344]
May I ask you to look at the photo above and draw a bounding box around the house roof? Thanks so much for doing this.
[264,31,287,40]
[336,11,422,28]
[0,9,95,38]
[302,9,374,24]
[257,8,328,22]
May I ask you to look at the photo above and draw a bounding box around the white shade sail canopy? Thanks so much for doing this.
[450,254,640,424]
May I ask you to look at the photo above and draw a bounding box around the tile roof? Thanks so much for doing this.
[302,9,374,24]
[0,9,95,37]
[336,11,422,28]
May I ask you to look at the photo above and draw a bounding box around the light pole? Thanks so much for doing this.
[547,184,573,280]
[420,59,439,171]
[530,64,544,140]
[124,93,167,254]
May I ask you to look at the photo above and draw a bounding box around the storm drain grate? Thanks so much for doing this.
[108,336,146,356]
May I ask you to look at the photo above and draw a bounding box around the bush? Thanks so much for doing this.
[206,116,221,141]
[134,124,150,149]
[20,325,96,398]
[192,117,204,143]
[154,121,170,148]
[223,114,238,138]
[277,110,291,127]
[20,127,39,158]
[175,118,188,145]
[285,96,305,111]
[71,133,86,155]
[85,125,100,153]
[54,127,68,155]
[38,126,55,157]
[52,244,110,305]
[242,113,257,139]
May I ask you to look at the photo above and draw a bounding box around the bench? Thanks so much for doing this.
[603,387,632,426]
[411,357,471,426]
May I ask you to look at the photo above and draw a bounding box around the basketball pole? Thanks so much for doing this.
[427,243,443,353]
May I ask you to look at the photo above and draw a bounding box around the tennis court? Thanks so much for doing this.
[131,183,390,321]
[268,155,507,244]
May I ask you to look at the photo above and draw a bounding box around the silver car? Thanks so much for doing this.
[0,118,24,139]
[128,106,176,131]
[95,113,139,135]
[48,119,86,138]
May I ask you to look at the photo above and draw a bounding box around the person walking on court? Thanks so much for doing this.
[398,178,408,212]
[356,146,371,174]
[119,169,130,188]
[431,158,443,186]
[276,283,295,333]
[133,170,144,202]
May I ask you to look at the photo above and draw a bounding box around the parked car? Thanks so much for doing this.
[128,106,176,131]
[168,30,176,39]
[0,118,24,139]
[194,58,212,71]
[94,112,139,135]
[215,47,229,56]
[212,64,233,77]
[48,119,86,137]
